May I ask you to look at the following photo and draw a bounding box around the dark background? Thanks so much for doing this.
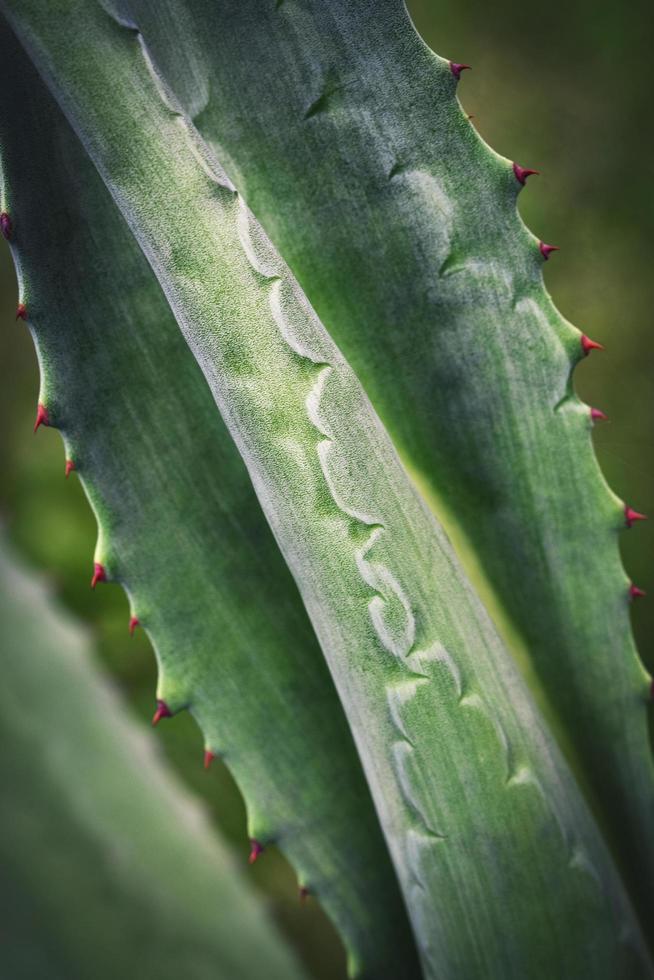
[1,2,651,976]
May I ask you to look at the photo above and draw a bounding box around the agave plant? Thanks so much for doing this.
[0,2,651,978]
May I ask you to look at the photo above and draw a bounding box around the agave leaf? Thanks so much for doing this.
[102,0,654,932]
[4,3,651,977]
[0,542,308,980]
[0,16,419,977]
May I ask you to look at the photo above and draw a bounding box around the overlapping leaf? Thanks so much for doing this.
[0,543,306,980]
[105,0,654,931]
[0,17,417,977]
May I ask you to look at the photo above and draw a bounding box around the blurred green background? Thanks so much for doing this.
[0,2,651,977]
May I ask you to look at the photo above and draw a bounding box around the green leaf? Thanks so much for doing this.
[103,0,654,932]
[0,17,418,977]
[0,541,307,980]
[4,3,650,976]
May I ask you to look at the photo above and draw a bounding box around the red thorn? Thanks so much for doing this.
[590,407,608,423]
[625,506,647,529]
[64,459,75,478]
[249,839,264,865]
[629,584,646,600]
[90,562,106,589]
[204,749,215,770]
[152,699,172,726]
[33,403,50,432]
[450,62,471,80]
[581,334,604,356]
[539,241,559,260]
[0,212,12,240]
[513,163,539,185]
[650,678,654,701]
[128,615,140,636]
[299,886,310,904]
[16,302,27,321]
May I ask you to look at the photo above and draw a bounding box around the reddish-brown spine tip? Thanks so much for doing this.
[590,407,608,423]
[539,241,559,260]
[152,699,172,726]
[580,334,605,356]
[450,62,471,80]
[64,459,75,478]
[90,562,106,589]
[299,886,310,904]
[33,403,50,433]
[203,749,215,770]
[625,506,647,528]
[513,163,539,185]
[0,212,12,240]
[128,615,140,636]
[249,839,264,865]
[630,584,646,600]
[16,302,27,321]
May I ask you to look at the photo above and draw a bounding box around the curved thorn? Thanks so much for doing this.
[625,506,647,529]
[0,211,12,240]
[15,302,27,321]
[128,615,140,636]
[590,407,609,423]
[299,886,310,904]
[90,562,106,589]
[33,403,50,433]
[248,839,264,865]
[151,699,172,726]
[513,163,539,185]
[580,334,605,356]
[203,749,215,770]
[539,241,559,260]
[64,459,75,478]
[449,62,471,81]
[629,584,646,600]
